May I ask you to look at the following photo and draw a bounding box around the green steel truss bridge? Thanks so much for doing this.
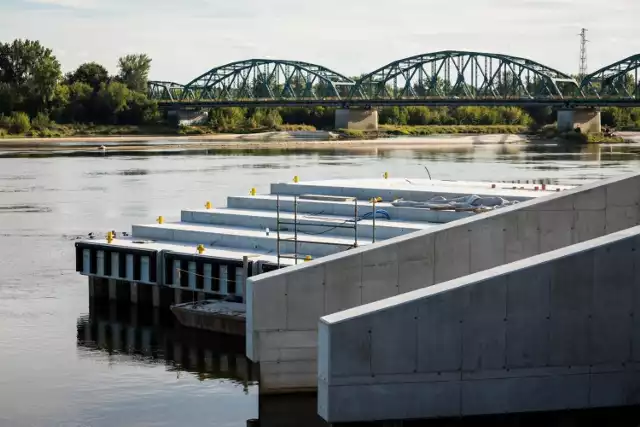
[148,51,640,108]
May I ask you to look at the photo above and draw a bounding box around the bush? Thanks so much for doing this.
[0,128,7,137]
[178,125,207,135]
[9,112,31,134]
[338,129,366,139]
[31,112,52,131]
[379,124,527,136]
[0,114,11,129]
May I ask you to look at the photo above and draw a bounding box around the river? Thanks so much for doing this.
[2,141,640,427]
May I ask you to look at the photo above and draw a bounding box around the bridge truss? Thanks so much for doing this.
[148,52,640,107]
[179,59,355,102]
[147,81,190,102]
[581,54,640,99]
[351,51,582,100]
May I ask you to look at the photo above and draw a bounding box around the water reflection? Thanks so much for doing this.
[76,302,258,387]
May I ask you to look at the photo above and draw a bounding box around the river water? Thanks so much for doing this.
[2,141,640,427]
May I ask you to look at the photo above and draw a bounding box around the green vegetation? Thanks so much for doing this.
[585,133,626,144]
[0,38,639,143]
[601,107,640,129]
[379,106,533,126]
[0,38,158,137]
[535,125,625,144]
[380,125,527,135]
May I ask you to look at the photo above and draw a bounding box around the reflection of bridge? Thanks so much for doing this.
[149,51,640,107]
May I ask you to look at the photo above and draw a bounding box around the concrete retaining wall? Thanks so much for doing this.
[247,172,640,394]
[318,226,640,422]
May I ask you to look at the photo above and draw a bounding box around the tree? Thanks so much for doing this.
[52,81,92,123]
[119,91,159,125]
[9,111,31,134]
[117,54,152,93]
[66,62,109,90]
[0,39,62,114]
[95,82,130,124]
[208,107,247,131]
[0,82,16,115]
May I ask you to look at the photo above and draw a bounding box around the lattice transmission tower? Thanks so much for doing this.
[579,28,589,78]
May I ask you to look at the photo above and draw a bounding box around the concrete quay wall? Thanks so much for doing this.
[246,172,640,394]
[318,226,640,422]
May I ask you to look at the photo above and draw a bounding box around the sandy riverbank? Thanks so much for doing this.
[0,131,531,153]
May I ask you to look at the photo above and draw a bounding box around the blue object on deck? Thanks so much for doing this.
[348,209,391,222]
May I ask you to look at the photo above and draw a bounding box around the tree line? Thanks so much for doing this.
[0,39,158,134]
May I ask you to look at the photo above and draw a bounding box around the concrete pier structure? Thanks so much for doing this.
[334,109,378,130]
[318,225,640,422]
[557,108,602,133]
[246,172,640,394]
[77,178,553,309]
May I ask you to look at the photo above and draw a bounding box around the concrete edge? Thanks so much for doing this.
[319,223,640,326]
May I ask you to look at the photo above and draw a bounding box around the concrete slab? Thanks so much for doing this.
[272,178,570,202]
[227,194,476,223]
[132,222,364,257]
[181,207,435,240]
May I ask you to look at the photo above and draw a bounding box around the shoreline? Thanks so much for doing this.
[1,130,638,155]
[0,131,531,153]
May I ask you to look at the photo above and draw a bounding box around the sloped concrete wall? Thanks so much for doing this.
[247,172,640,394]
[318,226,640,422]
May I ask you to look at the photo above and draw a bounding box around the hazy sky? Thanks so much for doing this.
[1,0,638,83]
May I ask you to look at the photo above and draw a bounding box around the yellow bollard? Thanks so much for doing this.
[197,244,205,254]
[383,172,389,179]
[250,188,257,196]
[157,216,164,224]
[106,231,114,243]
[304,255,313,262]
[205,201,212,210]
[293,176,300,183]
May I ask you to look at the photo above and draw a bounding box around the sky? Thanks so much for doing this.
[0,0,639,83]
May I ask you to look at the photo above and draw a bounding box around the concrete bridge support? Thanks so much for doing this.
[557,108,601,133]
[318,225,640,422]
[334,109,379,131]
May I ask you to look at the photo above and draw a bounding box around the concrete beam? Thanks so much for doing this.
[318,226,640,422]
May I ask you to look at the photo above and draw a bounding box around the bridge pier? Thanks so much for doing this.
[557,108,601,133]
[334,109,379,131]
